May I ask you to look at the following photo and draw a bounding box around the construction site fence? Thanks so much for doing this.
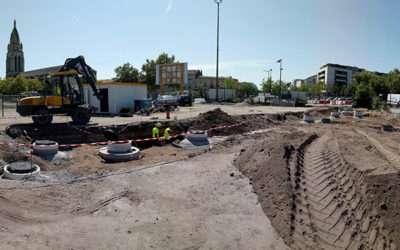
[0,94,28,117]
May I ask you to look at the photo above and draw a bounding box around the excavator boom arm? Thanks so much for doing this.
[61,56,102,100]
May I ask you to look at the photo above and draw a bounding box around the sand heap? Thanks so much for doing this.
[190,108,248,136]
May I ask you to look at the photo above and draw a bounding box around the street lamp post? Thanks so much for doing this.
[277,59,282,100]
[214,0,222,102]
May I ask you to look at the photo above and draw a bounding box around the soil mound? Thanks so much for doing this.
[305,107,336,117]
[190,108,248,136]
[235,129,400,249]
[234,131,311,244]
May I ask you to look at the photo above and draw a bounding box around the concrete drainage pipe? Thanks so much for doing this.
[187,131,208,142]
[32,140,58,156]
[99,147,140,162]
[381,124,393,132]
[303,114,315,123]
[354,110,363,118]
[331,112,340,118]
[3,162,40,180]
[107,142,132,153]
[321,118,331,124]
[342,111,353,116]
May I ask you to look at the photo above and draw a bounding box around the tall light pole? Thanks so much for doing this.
[264,69,272,80]
[214,0,222,102]
[277,59,282,100]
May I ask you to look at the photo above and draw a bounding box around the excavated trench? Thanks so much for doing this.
[4,109,305,148]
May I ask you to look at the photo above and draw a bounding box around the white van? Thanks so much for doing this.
[387,94,400,106]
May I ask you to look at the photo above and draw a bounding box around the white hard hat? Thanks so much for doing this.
[155,123,161,127]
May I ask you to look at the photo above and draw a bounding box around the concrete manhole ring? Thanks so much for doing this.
[99,147,140,162]
[342,111,353,116]
[4,163,40,180]
[32,140,59,156]
[381,124,393,132]
[321,118,331,124]
[107,141,132,153]
[187,130,208,142]
[354,110,363,118]
[303,114,315,123]
[331,112,340,118]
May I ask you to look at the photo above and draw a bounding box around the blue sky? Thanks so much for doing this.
[0,0,399,88]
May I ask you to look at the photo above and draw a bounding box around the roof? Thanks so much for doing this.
[196,76,238,81]
[10,20,21,45]
[188,70,201,75]
[20,65,63,78]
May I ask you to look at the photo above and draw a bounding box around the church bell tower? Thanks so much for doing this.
[6,19,24,78]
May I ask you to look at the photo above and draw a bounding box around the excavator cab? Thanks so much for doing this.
[44,72,85,106]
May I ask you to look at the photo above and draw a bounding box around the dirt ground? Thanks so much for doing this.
[1,106,400,249]
[235,112,400,250]
[0,103,309,128]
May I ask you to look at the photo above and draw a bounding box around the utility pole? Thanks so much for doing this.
[277,59,282,100]
[214,0,222,102]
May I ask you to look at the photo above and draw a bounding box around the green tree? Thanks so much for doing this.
[140,53,176,92]
[0,75,29,94]
[239,82,258,96]
[354,83,373,109]
[310,81,326,97]
[261,78,273,93]
[370,76,389,98]
[113,63,140,83]
[26,78,44,92]
[385,68,400,93]
[297,82,311,93]
[221,77,238,89]
[271,80,287,96]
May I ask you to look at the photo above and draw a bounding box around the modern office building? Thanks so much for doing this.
[317,63,385,88]
[305,74,317,86]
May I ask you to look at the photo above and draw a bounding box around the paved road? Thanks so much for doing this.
[0,104,309,128]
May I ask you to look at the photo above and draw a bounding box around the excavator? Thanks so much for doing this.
[17,56,102,125]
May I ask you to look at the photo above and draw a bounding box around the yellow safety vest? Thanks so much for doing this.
[153,127,159,138]
[164,128,171,140]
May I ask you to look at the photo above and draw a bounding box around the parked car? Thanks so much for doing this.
[154,95,178,108]
[177,94,193,106]
[345,98,352,105]
[194,98,206,104]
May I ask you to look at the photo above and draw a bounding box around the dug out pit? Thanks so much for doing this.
[5,108,299,146]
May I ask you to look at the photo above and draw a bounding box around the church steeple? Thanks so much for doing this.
[6,19,24,78]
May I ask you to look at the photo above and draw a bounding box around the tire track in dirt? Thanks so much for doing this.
[357,130,400,171]
[291,133,391,249]
[76,190,140,215]
[0,196,46,231]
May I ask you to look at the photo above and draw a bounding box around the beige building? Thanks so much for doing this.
[192,76,238,90]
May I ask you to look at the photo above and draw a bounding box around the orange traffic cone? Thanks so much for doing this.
[166,111,170,119]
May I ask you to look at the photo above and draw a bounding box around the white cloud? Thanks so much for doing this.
[190,59,272,71]
[164,0,172,14]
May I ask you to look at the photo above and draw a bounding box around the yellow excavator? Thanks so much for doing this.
[17,56,102,125]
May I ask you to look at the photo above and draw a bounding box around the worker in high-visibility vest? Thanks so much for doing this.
[153,123,161,138]
[164,127,172,141]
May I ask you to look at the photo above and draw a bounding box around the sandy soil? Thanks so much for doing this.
[0,104,309,129]
[1,106,400,249]
[0,146,288,250]
[235,114,400,249]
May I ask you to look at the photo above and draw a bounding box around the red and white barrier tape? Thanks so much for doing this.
[2,117,260,148]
